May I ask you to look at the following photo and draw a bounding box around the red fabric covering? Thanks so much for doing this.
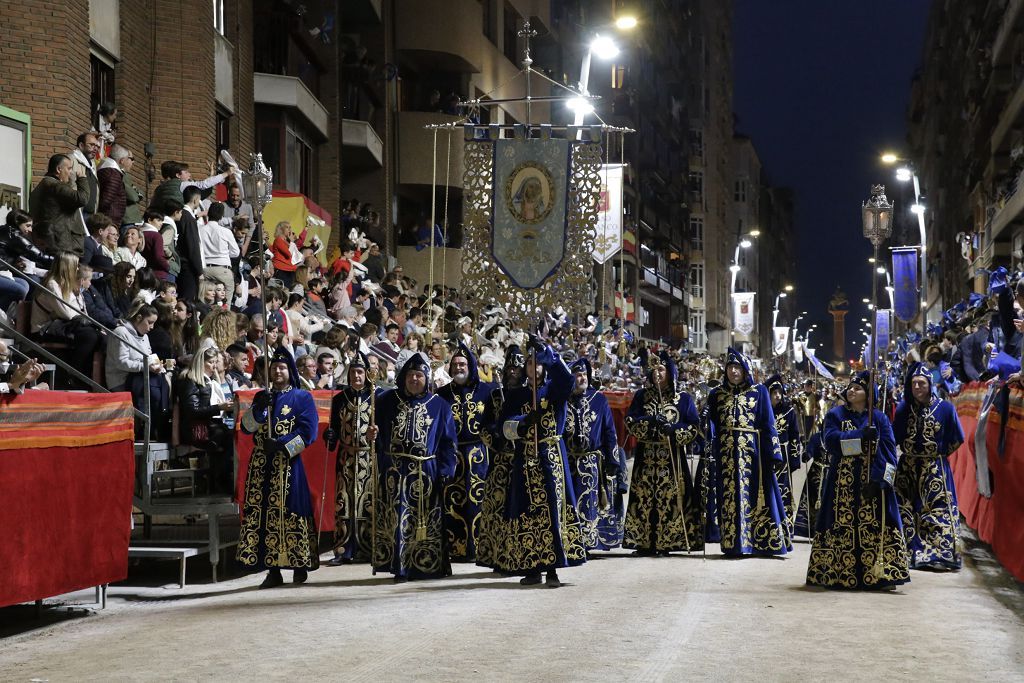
[234,390,339,532]
[601,390,636,451]
[950,382,1024,581]
[0,440,135,606]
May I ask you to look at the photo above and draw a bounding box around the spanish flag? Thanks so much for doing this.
[623,225,637,256]
[614,292,635,322]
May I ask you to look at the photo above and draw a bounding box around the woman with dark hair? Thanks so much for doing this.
[105,302,171,440]
[170,299,200,362]
[109,261,138,317]
[176,341,235,493]
[133,267,159,306]
[149,299,176,362]
[0,208,54,283]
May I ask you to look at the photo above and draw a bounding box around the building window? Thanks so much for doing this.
[90,53,115,131]
[612,64,626,89]
[689,262,704,299]
[503,2,520,64]
[689,171,703,203]
[734,179,747,202]
[285,125,315,197]
[213,0,226,35]
[689,215,704,251]
[689,128,704,158]
[689,312,705,349]
[481,0,496,45]
[215,109,231,153]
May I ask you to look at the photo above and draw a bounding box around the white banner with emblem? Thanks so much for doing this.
[732,292,756,336]
[772,326,790,356]
[592,164,623,263]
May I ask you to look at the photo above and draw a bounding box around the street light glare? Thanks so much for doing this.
[749,229,761,237]
[868,257,876,263]
[876,266,887,274]
[862,298,869,303]
[911,203,925,215]
[881,153,899,164]
[566,97,594,114]
[896,167,913,182]
[739,239,752,248]
[615,15,638,30]
[779,292,788,299]
[590,35,620,60]
[784,284,794,292]
[729,264,741,273]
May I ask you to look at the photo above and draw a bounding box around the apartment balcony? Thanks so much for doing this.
[254,73,329,140]
[990,75,1024,156]
[987,168,1024,242]
[396,0,484,73]
[342,119,384,169]
[397,112,464,189]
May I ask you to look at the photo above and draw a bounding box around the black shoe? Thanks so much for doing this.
[293,568,308,584]
[326,556,347,567]
[520,572,543,586]
[393,575,409,583]
[259,569,283,589]
[659,550,672,557]
[545,570,562,588]
[631,549,656,557]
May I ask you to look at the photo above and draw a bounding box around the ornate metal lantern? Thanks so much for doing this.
[861,184,893,248]
[242,153,274,214]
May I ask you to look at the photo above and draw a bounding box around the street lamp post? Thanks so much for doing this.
[242,153,274,384]
[882,154,929,336]
[772,291,788,328]
[861,184,893,436]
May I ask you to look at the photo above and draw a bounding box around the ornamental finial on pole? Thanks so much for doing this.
[862,184,893,247]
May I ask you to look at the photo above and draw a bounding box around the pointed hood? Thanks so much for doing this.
[270,346,301,390]
[396,351,432,398]
[903,361,932,404]
[449,341,479,386]
[724,347,752,387]
[570,357,593,386]
[646,351,678,393]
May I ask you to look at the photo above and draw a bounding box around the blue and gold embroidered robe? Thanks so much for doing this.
[807,407,910,589]
[707,382,791,556]
[893,396,965,570]
[624,387,703,552]
[237,386,320,571]
[372,388,457,579]
[327,385,380,560]
[476,346,587,572]
[773,403,803,534]
[794,430,827,538]
[564,387,621,550]
[437,375,496,561]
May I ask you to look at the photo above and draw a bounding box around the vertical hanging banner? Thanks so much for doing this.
[732,292,756,335]
[593,164,623,263]
[892,247,920,323]
[793,336,805,364]
[875,309,891,363]
[773,327,790,356]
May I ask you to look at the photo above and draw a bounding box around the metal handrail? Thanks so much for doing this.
[0,255,153,457]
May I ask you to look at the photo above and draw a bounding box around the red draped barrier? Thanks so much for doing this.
[233,390,339,532]
[0,392,136,607]
[602,390,636,451]
[950,382,1024,581]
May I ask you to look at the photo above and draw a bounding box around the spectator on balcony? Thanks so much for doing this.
[415,215,446,251]
[97,144,141,228]
[81,263,119,329]
[361,242,387,283]
[83,213,116,275]
[0,342,45,395]
[222,184,255,233]
[109,261,138,318]
[152,159,238,210]
[29,154,90,256]
[201,202,239,291]
[271,221,303,289]
[104,301,162,393]
[0,208,54,282]
[176,341,235,493]
[69,132,101,220]
[113,225,147,271]
[30,253,101,388]
[139,210,170,281]
[177,186,206,301]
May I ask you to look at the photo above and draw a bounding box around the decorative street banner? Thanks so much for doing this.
[732,292,756,335]
[805,346,835,380]
[892,247,919,323]
[773,326,790,356]
[793,335,805,364]
[593,164,623,263]
[875,308,891,362]
[462,124,602,327]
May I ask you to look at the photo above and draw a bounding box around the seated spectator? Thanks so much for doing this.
[0,208,54,281]
[176,341,235,492]
[139,210,170,281]
[113,224,147,270]
[29,153,89,256]
[296,353,319,391]
[83,212,116,275]
[158,280,178,306]
[201,307,240,352]
[316,352,338,389]
[0,341,45,395]
[149,299,176,362]
[30,253,102,388]
[109,262,138,317]
[224,343,252,390]
[105,302,171,439]
[132,267,159,306]
[80,263,118,328]
[171,299,200,362]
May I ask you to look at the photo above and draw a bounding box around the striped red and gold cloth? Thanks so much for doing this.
[0,390,135,450]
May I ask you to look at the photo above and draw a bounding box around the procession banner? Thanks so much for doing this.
[793,335,805,364]
[772,326,790,356]
[732,292,755,335]
[805,346,835,380]
[492,137,570,288]
[875,309,891,362]
[593,164,623,263]
[892,247,919,323]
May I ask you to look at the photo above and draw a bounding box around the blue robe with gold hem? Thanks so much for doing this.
[773,403,802,535]
[237,386,320,571]
[373,389,458,579]
[807,407,910,589]
[707,382,791,557]
[476,345,588,573]
[564,387,621,550]
[893,395,964,570]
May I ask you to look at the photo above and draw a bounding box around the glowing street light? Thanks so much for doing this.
[911,203,925,215]
[784,284,794,292]
[614,15,639,30]
[739,238,753,249]
[880,152,900,165]
[896,167,913,182]
[566,97,594,114]
[590,35,620,60]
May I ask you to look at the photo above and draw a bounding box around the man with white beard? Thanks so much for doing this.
[436,343,496,562]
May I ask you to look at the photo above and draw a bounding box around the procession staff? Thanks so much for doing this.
[323,352,379,564]
[766,375,802,535]
[806,372,910,590]
[563,358,622,551]
[236,347,320,589]
[483,336,587,588]
[797,379,821,442]
[706,348,790,557]
[436,343,496,562]
[372,352,457,581]
[623,352,703,556]
[892,362,965,571]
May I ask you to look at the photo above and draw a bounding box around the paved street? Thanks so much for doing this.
[2,534,1021,681]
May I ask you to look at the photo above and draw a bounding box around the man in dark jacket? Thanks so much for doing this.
[98,144,143,227]
[176,186,206,301]
[29,154,90,256]
[83,213,116,275]
[960,318,992,382]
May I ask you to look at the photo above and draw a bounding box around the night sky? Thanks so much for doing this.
[733,0,931,362]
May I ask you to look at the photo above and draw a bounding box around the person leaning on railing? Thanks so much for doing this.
[176,341,235,492]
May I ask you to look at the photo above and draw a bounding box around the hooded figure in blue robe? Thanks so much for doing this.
[477,336,587,587]
[237,347,321,588]
[707,348,791,557]
[373,352,458,580]
[807,371,910,590]
[564,357,623,551]
[794,428,828,539]
[893,362,965,571]
[624,351,704,554]
[766,374,802,536]
[436,342,496,561]
[323,352,380,563]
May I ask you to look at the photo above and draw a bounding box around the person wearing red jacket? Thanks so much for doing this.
[270,221,306,289]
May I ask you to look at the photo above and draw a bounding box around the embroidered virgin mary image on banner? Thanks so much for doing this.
[492,137,571,288]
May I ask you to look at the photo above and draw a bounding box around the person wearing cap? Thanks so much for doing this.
[892,362,965,571]
[323,352,380,564]
[482,336,587,587]
[766,375,803,536]
[806,371,909,590]
[706,348,791,557]
[796,378,821,442]
[565,358,624,552]
[372,352,457,581]
[436,343,496,562]
[236,347,321,589]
